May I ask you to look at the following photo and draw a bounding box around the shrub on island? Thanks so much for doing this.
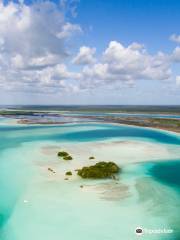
[77,161,120,179]
[89,156,95,160]
[57,151,69,157]
[48,167,56,173]
[57,151,73,160]
[63,155,73,160]
[66,171,72,176]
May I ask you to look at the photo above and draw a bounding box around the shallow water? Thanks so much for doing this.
[0,118,180,240]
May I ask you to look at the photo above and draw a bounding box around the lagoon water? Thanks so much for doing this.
[0,118,180,240]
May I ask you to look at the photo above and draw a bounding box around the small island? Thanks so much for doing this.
[65,171,72,176]
[57,151,73,160]
[77,161,120,179]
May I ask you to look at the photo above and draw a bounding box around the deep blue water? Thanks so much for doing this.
[58,126,180,144]
[146,160,180,239]
[148,160,180,190]
[0,124,180,152]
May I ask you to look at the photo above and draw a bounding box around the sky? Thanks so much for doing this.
[0,0,180,105]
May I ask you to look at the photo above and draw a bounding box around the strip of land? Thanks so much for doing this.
[0,109,180,133]
[13,116,180,133]
[84,116,180,133]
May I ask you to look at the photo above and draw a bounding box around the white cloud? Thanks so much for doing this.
[0,1,82,93]
[176,76,180,86]
[11,54,25,69]
[73,46,96,65]
[36,64,81,85]
[80,41,171,89]
[170,34,180,44]
[60,0,80,18]
[0,1,179,96]
[171,46,180,62]
[0,1,66,58]
[57,22,82,39]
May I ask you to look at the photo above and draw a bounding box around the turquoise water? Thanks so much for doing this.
[0,123,180,147]
[0,119,180,239]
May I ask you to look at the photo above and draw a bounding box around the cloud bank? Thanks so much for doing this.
[170,34,180,44]
[0,0,81,93]
[0,1,179,95]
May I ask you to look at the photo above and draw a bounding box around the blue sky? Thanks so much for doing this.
[76,0,178,50]
[0,0,180,105]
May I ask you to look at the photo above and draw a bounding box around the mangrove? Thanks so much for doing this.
[57,151,73,160]
[65,171,72,176]
[77,161,120,179]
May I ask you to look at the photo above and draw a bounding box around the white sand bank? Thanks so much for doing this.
[39,139,180,182]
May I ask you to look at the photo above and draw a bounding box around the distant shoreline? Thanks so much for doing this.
[14,116,180,134]
[1,105,180,115]
[96,117,180,134]
[1,109,180,134]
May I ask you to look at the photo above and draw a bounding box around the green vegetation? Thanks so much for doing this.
[57,151,69,157]
[48,167,56,173]
[63,155,73,160]
[65,171,72,176]
[1,108,180,133]
[77,161,120,179]
[1,105,180,116]
[0,110,37,116]
[151,118,180,127]
[89,156,95,160]
[93,116,180,133]
[57,151,73,160]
